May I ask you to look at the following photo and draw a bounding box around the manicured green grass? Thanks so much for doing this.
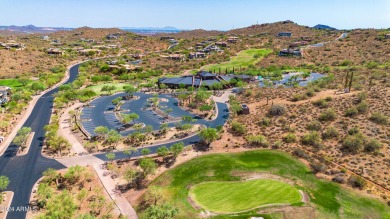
[140,150,390,219]
[203,48,273,72]
[0,79,30,89]
[86,82,127,95]
[190,179,301,213]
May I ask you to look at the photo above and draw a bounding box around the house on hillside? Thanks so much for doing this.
[41,35,49,40]
[385,34,390,39]
[227,36,238,43]
[0,42,25,50]
[289,41,308,48]
[47,48,64,56]
[215,41,228,47]
[160,36,174,40]
[279,48,301,56]
[278,32,292,37]
[106,34,119,40]
[78,49,101,55]
[167,54,185,61]
[0,86,11,104]
[189,52,206,59]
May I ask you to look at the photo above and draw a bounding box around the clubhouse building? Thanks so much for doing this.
[157,71,253,89]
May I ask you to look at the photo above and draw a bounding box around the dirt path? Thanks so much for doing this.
[248,89,358,109]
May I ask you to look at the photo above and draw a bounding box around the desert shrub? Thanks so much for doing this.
[306,120,322,131]
[301,131,322,149]
[348,175,366,189]
[332,176,346,184]
[246,135,269,147]
[356,101,369,113]
[344,107,358,117]
[325,96,333,102]
[293,149,309,158]
[258,117,271,126]
[313,99,328,108]
[342,133,365,153]
[319,109,337,121]
[322,126,339,139]
[364,138,382,153]
[310,162,327,174]
[291,94,307,101]
[283,133,297,143]
[369,112,389,125]
[231,121,246,135]
[272,140,282,149]
[356,92,367,103]
[269,104,286,116]
[348,127,360,135]
[306,89,315,97]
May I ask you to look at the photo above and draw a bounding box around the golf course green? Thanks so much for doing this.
[190,179,301,213]
[139,150,390,219]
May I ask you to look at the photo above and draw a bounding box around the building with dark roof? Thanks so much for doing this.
[278,32,292,37]
[158,71,253,89]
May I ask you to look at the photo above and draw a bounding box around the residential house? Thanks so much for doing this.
[385,34,390,39]
[279,48,301,56]
[47,48,64,56]
[0,86,11,104]
[78,49,101,55]
[167,54,185,61]
[160,36,173,40]
[189,52,206,59]
[227,36,238,43]
[41,35,49,40]
[0,42,26,50]
[278,32,292,37]
[157,70,253,89]
[289,41,308,48]
[106,34,119,40]
[215,41,228,47]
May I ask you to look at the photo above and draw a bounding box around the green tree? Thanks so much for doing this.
[43,168,60,186]
[157,146,169,160]
[106,152,116,163]
[145,186,163,205]
[198,128,219,146]
[141,148,151,156]
[123,85,138,98]
[31,82,46,93]
[139,158,157,177]
[42,190,77,219]
[123,146,137,160]
[106,129,121,149]
[121,113,139,125]
[48,135,71,156]
[76,188,89,209]
[145,204,179,219]
[0,176,10,193]
[170,142,184,158]
[94,126,109,140]
[36,182,52,208]
[123,168,137,184]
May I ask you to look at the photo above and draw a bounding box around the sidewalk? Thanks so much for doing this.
[93,164,138,219]
[58,102,88,155]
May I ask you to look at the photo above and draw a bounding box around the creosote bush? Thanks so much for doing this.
[269,104,286,116]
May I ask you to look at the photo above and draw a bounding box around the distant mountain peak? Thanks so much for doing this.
[313,24,337,30]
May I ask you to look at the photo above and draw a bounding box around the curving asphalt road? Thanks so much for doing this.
[0,64,230,218]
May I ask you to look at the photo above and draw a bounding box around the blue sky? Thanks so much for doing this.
[1,0,389,30]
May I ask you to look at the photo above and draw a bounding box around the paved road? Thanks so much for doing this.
[0,65,81,219]
[0,64,229,218]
